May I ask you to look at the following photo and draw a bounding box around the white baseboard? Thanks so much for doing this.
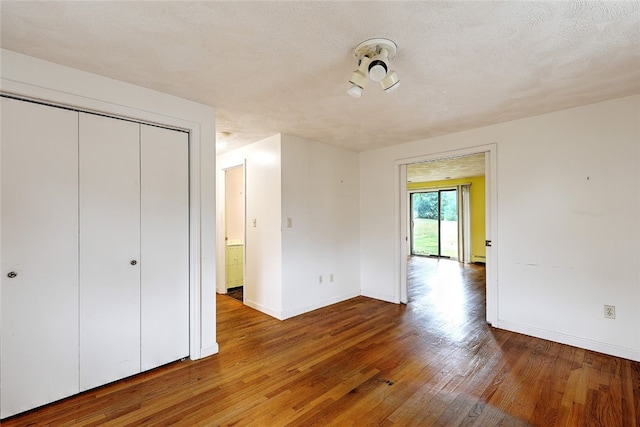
[360,289,399,304]
[244,299,284,320]
[280,292,361,320]
[199,343,219,359]
[498,320,640,362]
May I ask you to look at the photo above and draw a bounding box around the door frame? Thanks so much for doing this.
[216,159,247,296]
[395,144,498,325]
[222,164,246,297]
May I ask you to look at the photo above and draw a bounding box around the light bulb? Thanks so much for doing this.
[369,63,387,82]
[347,84,362,98]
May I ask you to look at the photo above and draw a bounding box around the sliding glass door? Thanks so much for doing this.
[410,189,458,258]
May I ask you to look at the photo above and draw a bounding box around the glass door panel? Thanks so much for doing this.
[411,189,458,259]
[411,192,439,256]
[439,190,458,258]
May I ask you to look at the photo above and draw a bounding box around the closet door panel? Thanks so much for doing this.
[1,98,79,418]
[79,113,141,391]
[140,125,189,371]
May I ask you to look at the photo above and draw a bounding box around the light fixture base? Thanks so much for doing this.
[353,38,397,60]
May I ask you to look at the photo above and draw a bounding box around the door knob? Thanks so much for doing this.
[130,260,138,266]
[7,271,17,278]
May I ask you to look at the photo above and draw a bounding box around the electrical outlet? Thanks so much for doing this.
[329,273,334,283]
[318,275,323,284]
[286,217,293,228]
[604,305,615,319]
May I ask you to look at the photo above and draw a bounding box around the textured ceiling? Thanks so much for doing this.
[408,154,486,183]
[1,1,639,154]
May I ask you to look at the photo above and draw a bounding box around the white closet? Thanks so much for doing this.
[1,97,189,418]
[139,125,190,372]
[1,97,80,418]
[79,113,143,390]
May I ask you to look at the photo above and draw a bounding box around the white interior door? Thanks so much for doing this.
[1,98,79,417]
[79,113,141,391]
[140,124,189,371]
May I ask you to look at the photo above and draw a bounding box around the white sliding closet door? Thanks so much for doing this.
[79,113,141,391]
[1,98,79,418]
[140,125,189,371]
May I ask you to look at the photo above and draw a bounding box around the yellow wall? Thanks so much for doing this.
[407,176,486,262]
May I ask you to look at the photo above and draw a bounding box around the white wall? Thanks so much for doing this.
[0,49,218,359]
[245,136,283,317]
[280,134,360,319]
[216,134,360,320]
[217,135,283,317]
[360,95,640,361]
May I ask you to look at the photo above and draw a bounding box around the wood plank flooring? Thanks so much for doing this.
[3,257,639,426]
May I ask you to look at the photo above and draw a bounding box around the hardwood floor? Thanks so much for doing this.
[4,257,639,426]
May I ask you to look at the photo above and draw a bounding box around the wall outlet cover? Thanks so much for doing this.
[604,305,615,319]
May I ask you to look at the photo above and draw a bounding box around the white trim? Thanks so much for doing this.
[244,299,283,320]
[280,292,361,320]
[242,159,247,305]
[498,320,640,362]
[485,146,498,326]
[219,168,229,295]
[1,50,217,361]
[189,125,203,359]
[361,289,398,304]
[399,164,408,304]
[394,144,498,324]
[216,167,228,295]
[200,343,220,359]
[0,80,196,132]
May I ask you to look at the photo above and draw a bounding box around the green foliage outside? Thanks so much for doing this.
[412,190,458,221]
[412,217,438,255]
[411,218,458,258]
[411,190,458,257]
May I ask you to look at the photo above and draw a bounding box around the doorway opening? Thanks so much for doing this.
[224,164,245,303]
[410,189,458,259]
[398,146,497,326]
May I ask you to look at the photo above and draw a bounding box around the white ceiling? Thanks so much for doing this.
[1,1,639,155]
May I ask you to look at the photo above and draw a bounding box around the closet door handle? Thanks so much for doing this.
[7,271,17,278]
[130,260,138,266]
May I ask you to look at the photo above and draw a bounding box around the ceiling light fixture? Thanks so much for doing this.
[348,38,399,97]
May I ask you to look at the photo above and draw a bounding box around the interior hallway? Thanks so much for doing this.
[3,258,639,426]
